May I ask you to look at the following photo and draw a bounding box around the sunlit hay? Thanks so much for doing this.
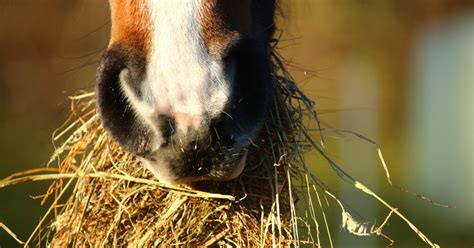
[5,48,314,246]
[0,43,441,247]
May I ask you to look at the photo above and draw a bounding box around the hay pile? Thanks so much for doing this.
[0,47,440,247]
[19,49,317,246]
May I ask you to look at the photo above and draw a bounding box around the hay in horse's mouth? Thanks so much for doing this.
[31,56,302,246]
[2,48,308,246]
[0,44,440,247]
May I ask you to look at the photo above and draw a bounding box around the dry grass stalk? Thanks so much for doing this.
[0,45,440,247]
[5,48,315,247]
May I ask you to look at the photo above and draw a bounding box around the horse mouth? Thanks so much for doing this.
[140,147,249,184]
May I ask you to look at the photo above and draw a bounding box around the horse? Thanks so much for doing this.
[96,0,277,184]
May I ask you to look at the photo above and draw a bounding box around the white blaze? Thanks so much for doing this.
[119,0,231,149]
[117,0,234,183]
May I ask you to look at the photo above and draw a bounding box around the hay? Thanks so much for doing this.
[0,44,441,247]
[24,48,314,247]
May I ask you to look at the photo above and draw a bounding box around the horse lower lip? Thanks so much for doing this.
[142,146,248,184]
[210,149,248,182]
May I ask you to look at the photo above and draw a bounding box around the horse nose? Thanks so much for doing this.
[173,112,203,135]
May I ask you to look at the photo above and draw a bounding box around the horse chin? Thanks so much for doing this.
[139,149,248,185]
[214,150,247,182]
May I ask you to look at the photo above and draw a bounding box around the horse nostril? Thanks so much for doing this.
[95,48,155,156]
[156,114,176,140]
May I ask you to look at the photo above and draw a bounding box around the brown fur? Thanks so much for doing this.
[199,0,251,56]
[109,0,152,58]
[109,1,252,59]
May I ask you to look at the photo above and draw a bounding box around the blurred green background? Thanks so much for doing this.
[0,0,472,247]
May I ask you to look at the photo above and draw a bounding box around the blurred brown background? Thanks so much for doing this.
[1,0,473,247]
